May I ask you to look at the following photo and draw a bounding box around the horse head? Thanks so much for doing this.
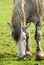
[8,23,30,41]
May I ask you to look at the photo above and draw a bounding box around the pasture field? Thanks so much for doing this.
[0,0,44,65]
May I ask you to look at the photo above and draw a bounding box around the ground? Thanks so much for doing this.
[0,0,44,65]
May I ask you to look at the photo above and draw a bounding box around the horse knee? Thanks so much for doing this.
[35,26,41,42]
[35,33,41,42]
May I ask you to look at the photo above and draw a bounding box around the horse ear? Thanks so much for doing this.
[22,23,31,31]
[8,23,14,31]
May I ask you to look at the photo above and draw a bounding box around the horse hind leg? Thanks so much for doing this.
[35,21,44,60]
[25,30,32,57]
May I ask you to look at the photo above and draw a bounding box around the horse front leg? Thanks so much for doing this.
[35,21,44,60]
[25,30,32,57]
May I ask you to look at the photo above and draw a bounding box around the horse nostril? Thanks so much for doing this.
[22,37,26,40]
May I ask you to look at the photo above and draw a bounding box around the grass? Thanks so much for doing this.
[0,0,44,65]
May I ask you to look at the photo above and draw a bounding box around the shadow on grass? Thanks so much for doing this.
[0,53,43,62]
[0,53,16,60]
[35,58,43,61]
[0,54,5,58]
[0,53,32,61]
[5,53,17,57]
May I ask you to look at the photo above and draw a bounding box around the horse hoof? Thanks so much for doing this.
[25,51,32,58]
[36,51,44,60]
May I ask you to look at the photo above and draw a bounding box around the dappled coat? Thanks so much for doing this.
[12,0,44,25]
[11,0,44,41]
[7,0,44,59]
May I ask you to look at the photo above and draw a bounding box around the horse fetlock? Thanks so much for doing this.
[25,51,32,57]
[36,47,43,52]
[36,50,44,60]
[26,45,32,57]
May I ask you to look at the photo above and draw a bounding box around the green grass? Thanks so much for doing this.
[0,0,44,65]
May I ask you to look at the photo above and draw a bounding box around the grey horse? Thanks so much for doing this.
[8,0,44,59]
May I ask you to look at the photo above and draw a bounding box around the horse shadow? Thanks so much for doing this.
[0,53,43,61]
[0,53,31,61]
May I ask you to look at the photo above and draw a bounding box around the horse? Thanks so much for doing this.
[8,0,44,59]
